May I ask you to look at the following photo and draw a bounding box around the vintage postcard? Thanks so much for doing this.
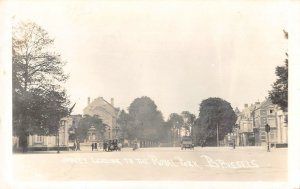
[1,0,300,189]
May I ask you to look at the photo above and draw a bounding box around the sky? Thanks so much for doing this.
[8,0,288,119]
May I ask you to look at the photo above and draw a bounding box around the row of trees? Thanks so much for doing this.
[65,96,238,147]
[117,96,237,146]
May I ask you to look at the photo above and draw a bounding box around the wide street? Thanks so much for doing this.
[13,146,287,182]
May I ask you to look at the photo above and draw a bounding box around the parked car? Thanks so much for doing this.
[181,136,194,150]
[107,139,122,152]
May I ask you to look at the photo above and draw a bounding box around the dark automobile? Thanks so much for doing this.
[181,136,194,150]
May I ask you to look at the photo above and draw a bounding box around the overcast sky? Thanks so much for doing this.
[9,0,288,119]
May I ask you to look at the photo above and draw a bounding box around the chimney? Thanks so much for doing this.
[88,97,90,105]
[111,98,114,107]
[244,104,248,108]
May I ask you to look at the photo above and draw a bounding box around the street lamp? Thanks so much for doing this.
[265,123,271,152]
[57,121,63,153]
[216,122,219,147]
[232,129,236,149]
[172,126,176,147]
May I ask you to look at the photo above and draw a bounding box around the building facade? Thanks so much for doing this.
[254,99,288,146]
[235,103,259,146]
[253,99,277,146]
[275,109,288,145]
[83,97,119,140]
[26,115,82,150]
[234,98,288,147]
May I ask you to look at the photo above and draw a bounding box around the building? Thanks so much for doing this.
[236,103,259,146]
[225,98,287,148]
[26,115,82,151]
[275,109,288,146]
[254,99,288,147]
[83,97,119,140]
[253,99,277,146]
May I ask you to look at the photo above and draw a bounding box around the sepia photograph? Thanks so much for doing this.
[1,0,300,189]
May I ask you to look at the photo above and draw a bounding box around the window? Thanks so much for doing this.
[36,135,43,143]
[270,109,273,114]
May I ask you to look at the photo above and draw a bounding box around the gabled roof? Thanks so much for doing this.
[256,98,273,110]
[234,107,241,115]
[83,97,118,116]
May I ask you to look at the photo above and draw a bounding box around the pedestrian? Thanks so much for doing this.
[91,143,94,151]
[103,141,106,151]
[77,141,81,151]
[73,141,77,151]
[94,142,98,151]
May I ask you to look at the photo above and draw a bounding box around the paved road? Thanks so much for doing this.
[13,146,287,181]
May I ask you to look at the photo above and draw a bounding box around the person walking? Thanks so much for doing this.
[91,143,94,151]
[103,141,107,151]
[77,140,81,151]
[73,141,77,151]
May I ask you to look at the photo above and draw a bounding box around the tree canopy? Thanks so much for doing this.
[269,31,288,112]
[181,111,196,136]
[127,96,165,141]
[12,20,69,151]
[194,98,236,146]
[117,109,133,140]
[167,113,184,129]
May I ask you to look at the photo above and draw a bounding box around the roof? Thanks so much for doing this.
[83,97,118,116]
[256,98,273,110]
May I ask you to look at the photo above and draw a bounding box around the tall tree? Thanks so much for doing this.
[195,98,236,146]
[181,111,196,136]
[127,96,164,141]
[117,109,133,140]
[167,113,184,129]
[167,113,184,146]
[12,20,69,151]
[269,30,288,112]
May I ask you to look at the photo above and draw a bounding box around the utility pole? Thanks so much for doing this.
[57,127,60,153]
[267,132,270,152]
[265,123,270,152]
[217,123,219,147]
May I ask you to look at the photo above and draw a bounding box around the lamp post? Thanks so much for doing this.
[265,123,271,152]
[172,126,175,147]
[57,121,62,153]
[216,122,219,147]
[232,128,236,149]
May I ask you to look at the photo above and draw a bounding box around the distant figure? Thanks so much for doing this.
[133,139,138,151]
[233,140,236,149]
[103,141,107,151]
[73,141,77,151]
[77,141,81,151]
[117,142,122,151]
[94,142,98,151]
[91,143,94,151]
